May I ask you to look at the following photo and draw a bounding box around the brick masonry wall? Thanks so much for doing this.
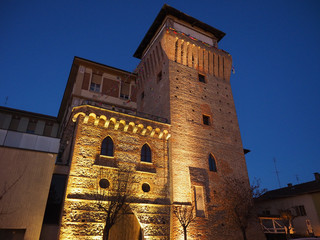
[136,28,265,239]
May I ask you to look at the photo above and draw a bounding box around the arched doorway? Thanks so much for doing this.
[108,210,143,240]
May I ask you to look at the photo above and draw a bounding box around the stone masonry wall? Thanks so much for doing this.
[59,106,171,240]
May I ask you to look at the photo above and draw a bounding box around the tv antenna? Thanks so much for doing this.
[295,174,300,184]
[273,157,281,188]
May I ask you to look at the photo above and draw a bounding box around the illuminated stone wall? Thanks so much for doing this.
[59,105,171,240]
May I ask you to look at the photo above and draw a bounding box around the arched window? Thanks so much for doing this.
[208,154,217,172]
[101,136,114,156]
[141,144,152,163]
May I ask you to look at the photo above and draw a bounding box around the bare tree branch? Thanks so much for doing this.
[95,167,136,240]
[0,166,27,215]
[173,203,196,240]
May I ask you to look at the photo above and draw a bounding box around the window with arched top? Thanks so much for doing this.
[141,144,152,163]
[209,154,217,172]
[101,136,114,157]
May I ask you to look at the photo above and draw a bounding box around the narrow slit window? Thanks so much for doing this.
[157,71,162,83]
[209,154,217,172]
[175,40,178,62]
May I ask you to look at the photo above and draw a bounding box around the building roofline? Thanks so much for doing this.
[73,56,137,75]
[0,106,57,121]
[134,4,226,59]
[57,56,137,122]
[256,179,320,201]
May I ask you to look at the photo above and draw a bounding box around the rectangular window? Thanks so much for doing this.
[26,119,37,134]
[43,121,53,137]
[9,116,20,131]
[90,73,101,92]
[295,205,306,216]
[120,82,130,99]
[198,73,205,83]
[141,91,145,100]
[157,71,162,83]
[203,115,210,125]
[194,186,205,217]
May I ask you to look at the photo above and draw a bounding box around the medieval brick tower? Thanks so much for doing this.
[57,5,265,240]
[134,5,263,239]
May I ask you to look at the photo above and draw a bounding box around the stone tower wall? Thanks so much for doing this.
[58,106,172,240]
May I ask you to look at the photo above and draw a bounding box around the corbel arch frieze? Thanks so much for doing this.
[71,111,171,139]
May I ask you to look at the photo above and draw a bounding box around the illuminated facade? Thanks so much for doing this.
[56,5,265,240]
[0,4,266,240]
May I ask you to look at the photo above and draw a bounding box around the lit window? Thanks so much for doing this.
[208,154,217,172]
[203,115,210,125]
[101,136,114,156]
[198,74,205,83]
[141,144,151,162]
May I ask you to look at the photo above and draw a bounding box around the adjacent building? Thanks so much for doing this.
[256,173,320,239]
[0,107,60,240]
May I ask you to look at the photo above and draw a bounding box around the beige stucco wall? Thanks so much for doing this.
[0,147,56,240]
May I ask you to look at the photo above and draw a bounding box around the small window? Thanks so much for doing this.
[43,121,53,137]
[262,210,271,216]
[141,91,145,100]
[295,205,306,216]
[120,82,130,99]
[90,73,101,92]
[142,183,151,192]
[101,136,114,157]
[99,179,110,189]
[9,116,20,131]
[203,115,210,126]
[208,154,217,172]
[26,119,37,134]
[141,144,151,162]
[198,74,205,83]
[157,71,162,83]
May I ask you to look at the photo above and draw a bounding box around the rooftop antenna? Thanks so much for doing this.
[295,174,300,184]
[4,96,8,105]
[273,157,281,188]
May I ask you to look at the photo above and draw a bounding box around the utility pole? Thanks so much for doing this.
[273,157,281,188]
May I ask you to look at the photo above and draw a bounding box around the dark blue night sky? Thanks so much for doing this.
[1,0,319,191]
